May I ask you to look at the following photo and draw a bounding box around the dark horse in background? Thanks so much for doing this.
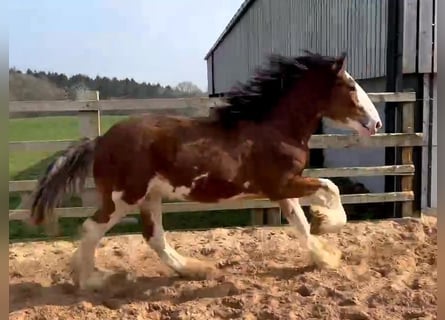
[29,52,382,291]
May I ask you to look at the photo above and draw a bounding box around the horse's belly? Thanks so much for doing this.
[147,172,260,203]
[147,174,191,201]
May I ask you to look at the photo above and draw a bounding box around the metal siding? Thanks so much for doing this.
[315,0,321,53]
[380,0,388,77]
[211,0,390,94]
[365,0,371,78]
[418,0,434,73]
[403,0,418,73]
[371,0,378,77]
[247,6,256,76]
[321,0,326,52]
[351,1,359,78]
[359,1,367,78]
[431,74,437,207]
[433,0,437,72]
[340,0,346,54]
[334,1,340,53]
[206,55,213,94]
[258,0,271,64]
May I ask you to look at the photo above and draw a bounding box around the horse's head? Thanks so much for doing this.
[320,53,382,136]
[215,52,381,136]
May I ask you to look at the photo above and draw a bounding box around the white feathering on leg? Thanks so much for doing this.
[279,198,341,269]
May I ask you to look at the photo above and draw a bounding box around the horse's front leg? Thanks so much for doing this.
[273,176,347,234]
[273,177,346,269]
[278,197,343,269]
[303,178,347,235]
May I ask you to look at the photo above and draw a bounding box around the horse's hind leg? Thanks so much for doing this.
[139,193,217,279]
[71,190,132,290]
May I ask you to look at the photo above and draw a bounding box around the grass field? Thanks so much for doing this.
[9,115,126,178]
[9,115,254,241]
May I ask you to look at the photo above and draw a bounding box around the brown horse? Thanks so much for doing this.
[30,52,382,290]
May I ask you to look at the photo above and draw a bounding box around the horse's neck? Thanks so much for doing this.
[269,98,323,144]
[279,80,328,141]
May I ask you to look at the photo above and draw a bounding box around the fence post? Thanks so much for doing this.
[209,106,217,120]
[77,90,101,138]
[76,90,100,206]
[266,208,281,225]
[251,209,264,226]
[401,101,415,217]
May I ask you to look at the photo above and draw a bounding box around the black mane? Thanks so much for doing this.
[213,51,340,128]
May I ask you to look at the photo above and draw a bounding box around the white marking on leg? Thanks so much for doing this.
[303,178,347,233]
[142,195,189,273]
[279,198,341,269]
[278,198,310,240]
[313,179,340,207]
[72,191,137,289]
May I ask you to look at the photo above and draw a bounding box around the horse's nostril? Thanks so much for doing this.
[376,120,382,129]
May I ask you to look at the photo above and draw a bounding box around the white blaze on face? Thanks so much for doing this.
[343,71,382,136]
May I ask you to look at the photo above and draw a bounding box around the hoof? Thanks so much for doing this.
[309,205,347,235]
[310,208,327,235]
[86,270,114,291]
[73,269,115,291]
[176,257,220,280]
[307,235,342,269]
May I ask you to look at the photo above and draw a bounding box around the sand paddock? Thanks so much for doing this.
[9,215,436,319]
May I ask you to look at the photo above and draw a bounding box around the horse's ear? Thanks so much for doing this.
[332,52,347,75]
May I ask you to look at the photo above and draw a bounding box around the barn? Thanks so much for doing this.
[204,0,437,214]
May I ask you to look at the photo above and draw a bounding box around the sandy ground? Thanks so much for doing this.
[10,216,437,320]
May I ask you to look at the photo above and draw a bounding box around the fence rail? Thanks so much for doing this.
[10,192,414,222]
[9,91,422,226]
[8,164,415,193]
[8,133,424,153]
[8,92,416,115]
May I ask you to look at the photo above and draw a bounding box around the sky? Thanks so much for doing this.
[8,0,245,91]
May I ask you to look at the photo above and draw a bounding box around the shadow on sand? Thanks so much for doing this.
[10,271,243,312]
[10,263,317,312]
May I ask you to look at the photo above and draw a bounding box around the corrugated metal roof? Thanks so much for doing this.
[204,0,257,60]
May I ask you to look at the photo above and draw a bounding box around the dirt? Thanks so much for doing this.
[10,215,437,320]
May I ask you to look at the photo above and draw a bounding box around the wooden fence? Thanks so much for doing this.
[9,90,423,227]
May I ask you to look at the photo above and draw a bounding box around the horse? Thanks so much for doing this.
[29,51,382,291]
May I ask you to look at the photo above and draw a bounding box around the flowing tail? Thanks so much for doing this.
[30,137,98,235]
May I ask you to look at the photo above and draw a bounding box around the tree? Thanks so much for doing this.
[10,68,200,100]
[174,81,203,96]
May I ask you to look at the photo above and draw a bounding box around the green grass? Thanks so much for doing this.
[9,115,128,179]
[9,115,127,141]
[9,210,253,241]
[9,115,253,240]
